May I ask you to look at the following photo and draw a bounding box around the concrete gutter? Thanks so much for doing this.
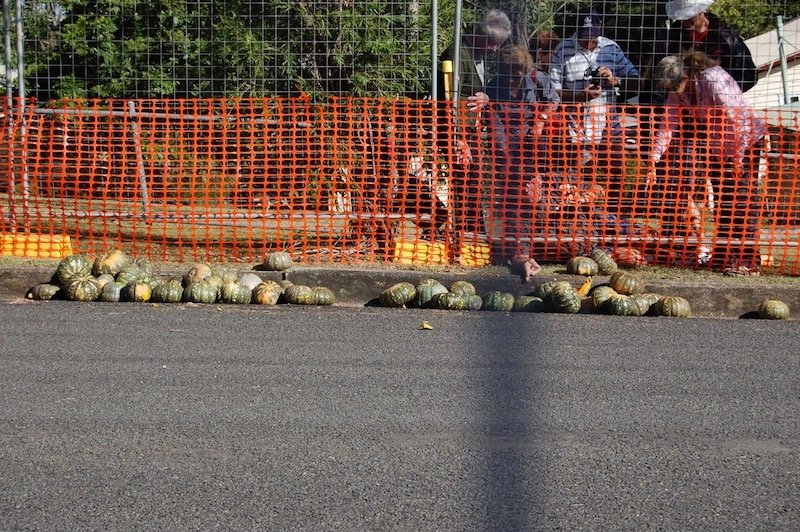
[2,265,798,319]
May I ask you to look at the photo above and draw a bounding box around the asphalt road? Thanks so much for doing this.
[2,301,799,530]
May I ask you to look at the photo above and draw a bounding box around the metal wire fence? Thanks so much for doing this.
[2,1,800,275]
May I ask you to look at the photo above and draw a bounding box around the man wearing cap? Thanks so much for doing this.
[664,0,757,95]
[549,9,640,211]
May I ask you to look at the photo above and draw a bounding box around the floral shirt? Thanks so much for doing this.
[650,65,766,164]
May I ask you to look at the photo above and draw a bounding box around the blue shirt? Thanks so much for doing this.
[550,34,639,144]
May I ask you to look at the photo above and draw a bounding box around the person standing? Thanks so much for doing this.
[528,30,561,87]
[665,0,758,95]
[485,44,559,281]
[641,0,758,106]
[527,30,562,173]
[648,52,767,276]
[436,9,512,256]
[549,9,640,213]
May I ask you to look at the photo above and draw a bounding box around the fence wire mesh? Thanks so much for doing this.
[2,1,800,275]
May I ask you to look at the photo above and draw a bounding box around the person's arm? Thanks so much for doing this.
[649,104,678,166]
[560,81,604,103]
[719,27,758,93]
[599,44,640,100]
[647,95,684,186]
[699,68,764,162]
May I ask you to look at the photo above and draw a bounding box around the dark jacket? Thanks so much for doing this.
[437,41,485,101]
[666,12,758,93]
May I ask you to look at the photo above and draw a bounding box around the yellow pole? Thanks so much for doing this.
[442,60,453,101]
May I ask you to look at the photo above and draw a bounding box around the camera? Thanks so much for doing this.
[585,66,606,87]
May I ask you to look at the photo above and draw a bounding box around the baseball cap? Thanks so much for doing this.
[577,11,603,39]
[665,0,715,21]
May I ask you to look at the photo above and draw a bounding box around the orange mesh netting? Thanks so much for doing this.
[1,97,799,274]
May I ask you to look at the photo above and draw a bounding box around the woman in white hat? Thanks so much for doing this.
[664,0,757,94]
[648,51,766,276]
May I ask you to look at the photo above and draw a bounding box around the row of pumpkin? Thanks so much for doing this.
[378,248,791,320]
[26,250,334,306]
[377,271,692,317]
[24,249,791,319]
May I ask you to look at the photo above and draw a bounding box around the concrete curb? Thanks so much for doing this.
[3,265,798,319]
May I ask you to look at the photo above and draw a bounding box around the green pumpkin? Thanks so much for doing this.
[465,294,484,311]
[151,279,184,303]
[603,294,642,316]
[99,281,125,302]
[449,280,477,297]
[183,280,218,304]
[56,254,93,287]
[431,292,467,310]
[609,270,645,295]
[92,249,131,277]
[590,248,618,275]
[566,256,599,276]
[414,280,448,308]
[66,276,101,302]
[251,281,284,305]
[283,284,315,305]
[121,281,152,302]
[631,293,662,316]
[513,295,546,312]
[311,286,336,306]
[758,299,790,320]
[95,273,116,288]
[591,285,618,311]
[26,283,62,301]
[115,265,145,285]
[204,275,224,299]
[379,282,417,308]
[652,296,692,317]
[481,291,515,311]
[219,281,252,304]
[261,251,294,271]
[214,267,239,284]
[531,280,558,300]
[182,263,213,286]
[549,282,581,314]
[144,276,164,290]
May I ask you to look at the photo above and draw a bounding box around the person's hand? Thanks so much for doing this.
[585,83,603,100]
[645,166,657,190]
[596,66,618,87]
[466,92,490,112]
[524,174,543,203]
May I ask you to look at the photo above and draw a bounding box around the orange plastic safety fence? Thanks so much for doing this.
[1,97,799,275]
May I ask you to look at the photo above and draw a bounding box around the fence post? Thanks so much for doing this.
[127,100,151,222]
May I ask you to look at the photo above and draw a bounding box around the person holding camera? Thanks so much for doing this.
[549,9,639,214]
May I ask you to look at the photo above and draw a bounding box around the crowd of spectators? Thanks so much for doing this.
[435,1,766,278]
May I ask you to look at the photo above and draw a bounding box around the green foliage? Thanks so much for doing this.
[712,0,800,39]
[23,0,454,100]
[17,0,796,101]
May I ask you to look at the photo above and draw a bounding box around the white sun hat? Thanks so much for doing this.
[665,0,715,21]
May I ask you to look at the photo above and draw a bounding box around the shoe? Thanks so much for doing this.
[696,245,712,265]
